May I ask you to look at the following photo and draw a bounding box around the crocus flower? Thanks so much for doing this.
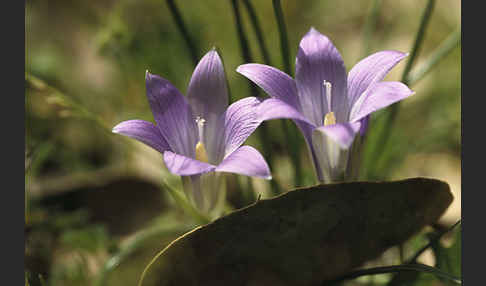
[237,27,414,183]
[112,50,271,212]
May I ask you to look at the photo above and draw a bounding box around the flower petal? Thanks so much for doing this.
[216,146,271,179]
[236,63,301,109]
[186,50,230,164]
[347,50,408,107]
[256,97,313,125]
[349,81,414,122]
[311,128,352,183]
[145,71,198,157]
[222,97,262,157]
[295,27,348,124]
[358,115,370,136]
[112,119,169,153]
[163,151,215,176]
[314,122,360,149]
[187,50,229,119]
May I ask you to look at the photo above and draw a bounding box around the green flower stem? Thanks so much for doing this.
[406,27,461,86]
[322,263,461,285]
[230,0,281,195]
[163,178,211,225]
[166,0,200,67]
[272,0,304,186]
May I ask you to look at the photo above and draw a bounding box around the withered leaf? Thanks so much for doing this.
[141,178,453,286]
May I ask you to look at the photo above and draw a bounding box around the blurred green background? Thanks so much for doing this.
[25,0,460,285]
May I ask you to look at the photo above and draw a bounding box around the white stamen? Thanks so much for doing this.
[323,80,332,112]
[195,116,206,140]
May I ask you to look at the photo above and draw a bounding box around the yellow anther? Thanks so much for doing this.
[195,141,209,163]
[324,112,336,126]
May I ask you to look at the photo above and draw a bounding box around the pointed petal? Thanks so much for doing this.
[216,146,271,179]
[145,72,198,157]
[314,122,360,149]
[222,97,262,157]
[112,120,168,152]
[347,50,408,107]
[349,81,414,122]
[163,151,215,176]
[112,120,169,153]
[295,27,348,124]
[236,63,301,108]
[187,50,229,119]
[185,50,229,164]
[256,97,313,125]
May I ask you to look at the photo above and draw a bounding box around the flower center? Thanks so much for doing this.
[195,117,209,163]
[324,112,336,126]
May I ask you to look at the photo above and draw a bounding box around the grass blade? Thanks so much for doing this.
[230,0,281,195]
[242,0,272,65]
[362,0,383,56]
[272,0,292,75]
[407,27,461,86]
[366,0,437,178]
[272,0,304,186]
[166,0,200,66]
[322,263,461,285]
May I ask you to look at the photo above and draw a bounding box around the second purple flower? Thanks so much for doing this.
[237,27,414,183]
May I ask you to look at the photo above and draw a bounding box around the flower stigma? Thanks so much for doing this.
[195,117,209,163]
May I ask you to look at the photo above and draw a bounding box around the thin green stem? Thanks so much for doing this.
[231,0,253,70]
[272,0,304,186]
[369,0,436,178]
[230,0,281,195]
[242,0,272,65]
[401,0,437,85]
[362,0,383,56]
[166,0,200,66]
[162,178,211,225]
[322,263,461,285]
[407,27,461,86]
[408,220,461,264]
[272,0,292,75]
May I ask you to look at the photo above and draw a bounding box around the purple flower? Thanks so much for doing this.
[237,27,414,183]
[113,50,271,211]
